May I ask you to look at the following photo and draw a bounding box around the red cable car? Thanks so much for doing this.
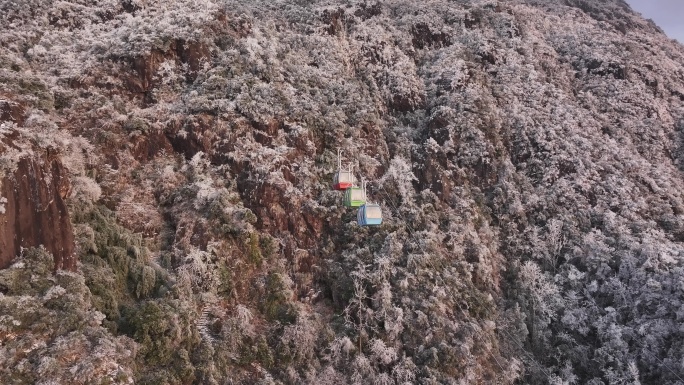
[333,149,357,190]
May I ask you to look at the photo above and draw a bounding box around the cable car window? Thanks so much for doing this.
[366,206,382,219]
[351,189,365,200]
[339,172,353,183]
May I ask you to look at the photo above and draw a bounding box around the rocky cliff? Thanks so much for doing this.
[1,0,684,384]
[0,97,75,270]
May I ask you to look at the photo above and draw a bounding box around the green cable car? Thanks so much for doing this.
[344,182,366,207]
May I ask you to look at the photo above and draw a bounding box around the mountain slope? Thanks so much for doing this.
[1,0,684,383]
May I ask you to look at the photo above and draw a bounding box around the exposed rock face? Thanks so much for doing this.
[123,39,211,104]
[129,130,174,163]
[0,97,27,126]
[0,147,75,271]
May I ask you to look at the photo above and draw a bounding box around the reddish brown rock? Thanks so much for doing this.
[411,22,452,49]
[390,90,426,112]
[236,174,323,250]
[416,149,455,204]
[166,113,220,160]
[130,131,174,163]
[173,217,210,252]
[0,94,28,125]
[0,148,75,271]
[124,48,168,96]
[123,39,211,101]
[176,40,210,81]
[322,8,346,36]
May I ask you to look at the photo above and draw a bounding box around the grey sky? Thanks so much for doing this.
[626,0,684,42]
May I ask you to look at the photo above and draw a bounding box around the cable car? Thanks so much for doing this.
[356,181,383,226]
[358,203,383,226]
[344,185,366,207]
[333,149,356,190]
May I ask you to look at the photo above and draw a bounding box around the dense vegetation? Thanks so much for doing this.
[1,0,684,383]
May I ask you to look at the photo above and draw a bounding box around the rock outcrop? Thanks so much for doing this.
[0,140,75,271]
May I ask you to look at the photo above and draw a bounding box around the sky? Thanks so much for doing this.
[626,0,684,42]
